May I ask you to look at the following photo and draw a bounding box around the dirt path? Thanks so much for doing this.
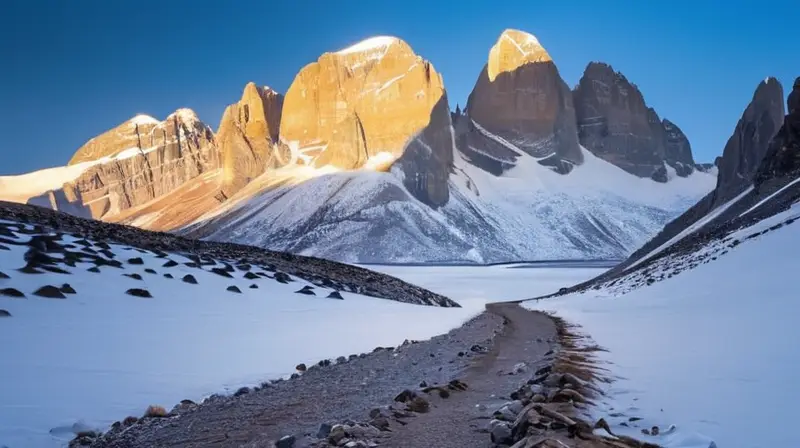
[87,303,557,448]
[379,303,557,448]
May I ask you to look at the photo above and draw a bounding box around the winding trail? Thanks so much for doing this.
[380,303,557,448]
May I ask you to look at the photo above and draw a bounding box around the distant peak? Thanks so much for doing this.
[336,36,399,55]
[129,114,159,126]
[498,29,544,49]
[167,108,200,123]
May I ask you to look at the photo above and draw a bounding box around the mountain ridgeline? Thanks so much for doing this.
[1,29,725,263]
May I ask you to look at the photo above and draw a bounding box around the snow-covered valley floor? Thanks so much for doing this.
[526,206,800,448]
[0,220,605,448]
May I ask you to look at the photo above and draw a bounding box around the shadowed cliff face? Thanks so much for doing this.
[573,62,696,181]
[755,77,800,185]
[716,77,785,202]
[278,36,454,208]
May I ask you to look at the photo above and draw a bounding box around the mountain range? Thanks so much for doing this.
[0,29,719,263]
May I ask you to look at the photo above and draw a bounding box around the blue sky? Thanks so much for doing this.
[1,0,797,174]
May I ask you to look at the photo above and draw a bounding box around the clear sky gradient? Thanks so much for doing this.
[1,0,798,174]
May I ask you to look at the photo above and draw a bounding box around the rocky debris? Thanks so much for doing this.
[234,387,250,397]
[0,287,24,298]
[218,82,285,197]
[226,285,242,294]
[182,274,197,284]
[144,268,157,275]
[127,257,144,265]
[2,202,460,307]
[296,363,307,372]
[143,405,167,419]
[462,29,582,175]
[275,435,296,448]
[33,285,67,299]
[126,288,152,298]
[124,273,143,281]
[163,273,173,279]
[211,267,234,278]
[249,284,259,289]
[280,36,454,207]
[0,309,11,317]
[327,291,344,300]
[0,270,8,279]
[162,259,178,268]
[244,271,260,280]
[295,285,316,296]
[60,283,77,294]
[573,62,695,180]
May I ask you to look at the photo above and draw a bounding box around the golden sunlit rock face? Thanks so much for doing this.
[279,36,454,206]
[68,115,161,165]
[64,109,219,218]
[487,29,552,82]
[464,29,582,172]
[218,82,287,197]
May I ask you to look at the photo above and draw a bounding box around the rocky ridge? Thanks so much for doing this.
[572,62,696,181]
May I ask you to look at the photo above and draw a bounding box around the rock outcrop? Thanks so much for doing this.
[279,36,454,207]
[755,77,800,184]
[38,109,219,219]
[218,82,287,197]
[573,62,695,181]
[458,29,582,175]
[68,115,161,165]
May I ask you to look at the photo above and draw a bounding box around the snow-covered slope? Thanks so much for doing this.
[0,213,479,448]
[183,145,715,264]
[525,201,800,448]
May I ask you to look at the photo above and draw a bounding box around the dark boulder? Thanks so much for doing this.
[33,285,66,299]
[126,288,153,298]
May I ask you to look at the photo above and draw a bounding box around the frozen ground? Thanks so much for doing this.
[370,262,608,303]
[525,206,800,448]
[0,224,484,448]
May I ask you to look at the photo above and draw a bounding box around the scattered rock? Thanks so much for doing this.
[124,273,143,281]
[226,286,242,294]
[0,309,11,317]
[87,267,101,273]
[489,420,513,445]
[511,362,528,375]
[182,274,198,284]
[318,359,332,367]
[296,363,307,372]
[127,257,144,265]
[33,285,67,299]
[60,283,77,294]
[162,260,178,268]
[122,416,138,426]
[317,423,332,439]
[143,405,167,418]
[249,284,259,289]
[234,387,250,397]
[0,288,24,298]
[336,356,347,364]
[274,272,292,283]
[328,424,346,444]
[327,291,344,300]
[290,373,300,380]
[0,271,9,279]
[144,268,157,275]
[407,396,430,413]
[295,285,315,295]
[126,288,152,298]
[211,267,233,278]
[164,273,173,279]
[244,272,260,280]
[275,435,295,448]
